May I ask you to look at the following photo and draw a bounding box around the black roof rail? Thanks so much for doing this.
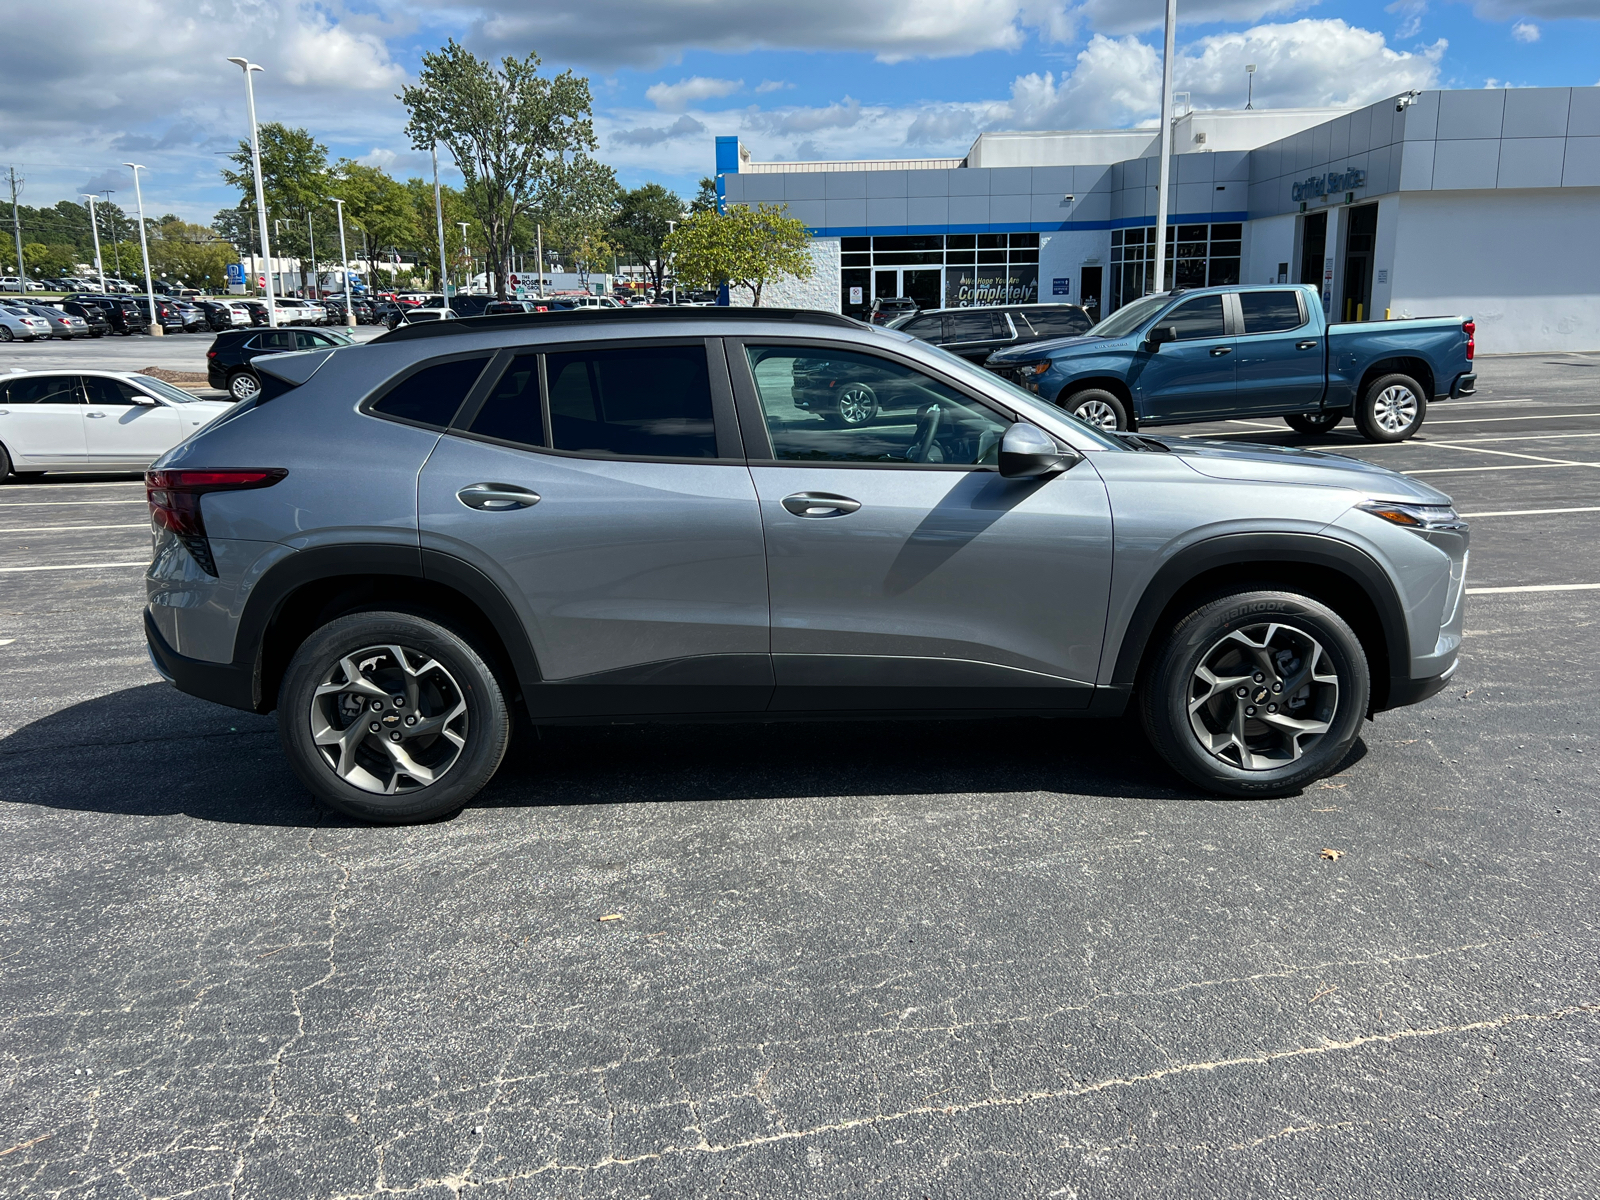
[371,305,867,343]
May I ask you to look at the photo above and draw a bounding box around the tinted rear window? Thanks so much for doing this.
[547,345,716,458]
[467,354,543,447]
[370,355,490,428]
[1239,291,1305,334]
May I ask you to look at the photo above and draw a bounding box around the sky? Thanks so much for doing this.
[1,0,1596,227]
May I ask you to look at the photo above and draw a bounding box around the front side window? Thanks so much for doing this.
[1163,295,1227,340]
[82,376,146,406]
[746,346,1011,466]
[370,355,491,428]
[4,376,81,405]
[1238,291,1305,334]
[544,344,717,459]
[1090,293,1169,339]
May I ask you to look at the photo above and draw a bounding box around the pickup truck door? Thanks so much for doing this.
[1130,294,1235,424]
[1230,290,1326,414]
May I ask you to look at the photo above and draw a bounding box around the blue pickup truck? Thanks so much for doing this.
[985,283,1475,443]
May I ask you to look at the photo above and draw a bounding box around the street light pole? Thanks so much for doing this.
[1246,63,1257,109]
[306,212,318,300]
[456,221,470,293]
[123,163,161,335]
[101,191,123,278]
[1151,0,1177,297]
[667,219,677,305]
[535,225,544,299]
[227,57,277,327]
[329,196,354,328]
[431,144,449,302]
[81,194,106,293]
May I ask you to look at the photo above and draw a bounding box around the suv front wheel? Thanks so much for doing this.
[1140,589,1369,797]
[278,610,511,823]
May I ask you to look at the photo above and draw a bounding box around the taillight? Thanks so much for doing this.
[1464,320,1475,360]
[146,468,287,576]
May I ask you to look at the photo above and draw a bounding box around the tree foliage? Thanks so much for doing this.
[220,123,339,293]
[400,39,616,298]
[663,204,813,307]
[689,177,720,214]
[612,183,683,293]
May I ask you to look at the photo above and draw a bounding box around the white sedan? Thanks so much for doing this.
[0,370,234,480]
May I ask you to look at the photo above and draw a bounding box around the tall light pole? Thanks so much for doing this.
[1246,63,1257,109]
[430,144,449,301]
[329,195,354,327]
[1151,0,1177,297]
[667,219,677,305]
[101,191,124,277]
[81,194,106,293]
[227,56,277,327]
[123,163,161,335]
[456,221,470,294]
[535,224,544,298]
[306,212,318,300]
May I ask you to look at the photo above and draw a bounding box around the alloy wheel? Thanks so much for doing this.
[230,373,261,402]
[308,644,468,795]
[1074,398,1120,430]
[1186,622,1339,771]
[837,383,877,425]
[1372,385,1419,433]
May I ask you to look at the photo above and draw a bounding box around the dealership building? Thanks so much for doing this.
[714,86,1600,352]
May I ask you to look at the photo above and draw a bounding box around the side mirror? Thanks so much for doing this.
[999,421,1079,478]
[1145,324,1178,351]
[131,395,159,406]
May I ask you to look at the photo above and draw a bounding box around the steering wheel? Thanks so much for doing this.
[907,403,942,463]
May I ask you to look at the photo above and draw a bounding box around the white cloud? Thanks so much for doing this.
[645,76,743,111]
[1387,0,1427,38]
[1511,20,1541,40]
[279,8,405,91]
[612,114,708,147]
[755,80,793,94]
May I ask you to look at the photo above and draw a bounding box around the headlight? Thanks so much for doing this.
[1358,500,1468,532]
[1023,360,1052,376]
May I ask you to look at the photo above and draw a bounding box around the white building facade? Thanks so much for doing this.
[716,86,1600,353]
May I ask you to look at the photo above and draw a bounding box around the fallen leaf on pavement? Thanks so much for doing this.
[1319,848,1345,861]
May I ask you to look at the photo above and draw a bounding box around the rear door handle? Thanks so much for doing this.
[1297,340,1319,350]
[781,492,862,518]
[1210,346,1233,357]
[457,482,540,510]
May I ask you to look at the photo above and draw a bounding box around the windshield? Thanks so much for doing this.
[1089,293,1172,339]
[134,376,206,405]
[879,329,1126,450]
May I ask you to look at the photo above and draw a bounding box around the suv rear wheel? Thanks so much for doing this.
[278,610,511,823]
[228,370,261,402]
[1140,588,1369,797]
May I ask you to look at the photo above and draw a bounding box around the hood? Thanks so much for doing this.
[1151,436,1453,504]
[988,334,1106,364]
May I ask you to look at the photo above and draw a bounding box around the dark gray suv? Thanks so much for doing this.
[143,308,1468,823]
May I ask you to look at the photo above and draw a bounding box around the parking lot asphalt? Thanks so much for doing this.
[1,351,1596,1199]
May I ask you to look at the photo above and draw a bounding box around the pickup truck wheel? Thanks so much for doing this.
[278,610,511,824]
[228,371,261,402]
[828,383,879,427]
[1284,412,1342,434]
[1064,388,1129,432]
[1354,374,1426,442]
[1139,588,1370,798]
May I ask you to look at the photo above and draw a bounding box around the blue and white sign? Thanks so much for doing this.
[1052,277,1069,296]
[226,263,245,284]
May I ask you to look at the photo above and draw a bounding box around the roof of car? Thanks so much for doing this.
[373,305,863,344]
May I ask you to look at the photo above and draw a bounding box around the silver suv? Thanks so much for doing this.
[143,308,1468,823]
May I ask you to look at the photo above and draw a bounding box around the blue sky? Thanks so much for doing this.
[1,0,1595,223]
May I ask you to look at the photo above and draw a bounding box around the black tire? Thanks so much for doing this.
[278,610,511,824]
[1353,373,1426,442]
[1139,588,1370,798]
[0,327,11,343]
[0,442,10,480]
[228,371,261,403]
[825,382,878,427]
[1063,387,1131,432]
[1285,412,1343,434]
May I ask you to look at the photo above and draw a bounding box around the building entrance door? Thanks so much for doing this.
[1079,266,1102,323]
[1299,210,1328,312]
[874,268,942,311]
[873,271,898,304]
[1341,204,1378,322]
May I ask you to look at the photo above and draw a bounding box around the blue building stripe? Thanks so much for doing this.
[800,212,1251,238]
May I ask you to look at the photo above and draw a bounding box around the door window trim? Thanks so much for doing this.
[723,335,1023,471]
[446,336,746,465]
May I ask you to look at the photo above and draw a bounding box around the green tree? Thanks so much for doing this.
[332,161,420,291]
[22,243,78,277]
[612,183,683,294]
[220,123,332,294]
[403,177,483,291]
[663,203,812,307]
[689,177,719,214]
[400,38,616,299]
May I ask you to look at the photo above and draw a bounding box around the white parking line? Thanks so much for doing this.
[1406,463,1598,475]
[0,561,146,573]
[0,499,148,507]
[1356,431,1600,449]
[0,523,148,533]
[1459,506,1600,518]
[1467,583,1600,594]
[1425,412,1600,425]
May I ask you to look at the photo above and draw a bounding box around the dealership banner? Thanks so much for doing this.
[946,266,1038,307]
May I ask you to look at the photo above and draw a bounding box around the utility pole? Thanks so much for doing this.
[82,194,106,292]
[431,144,448,300]
[1151,0,1177,297]
[7,167,25,292]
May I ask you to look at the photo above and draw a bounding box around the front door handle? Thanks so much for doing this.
[1210,346,1233,357]
[85,411,106,417]
[457,482,540,510]
[1297,340,1319,350]
[781,492,861,518]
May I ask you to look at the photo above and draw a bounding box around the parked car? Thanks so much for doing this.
[0,370,232,480]
[62,294,153,335]
[54,300,112,337]
[237,300,270,327]
[144,306,1468,823]
[144,296,188,334]
[350,298,376,325]
[370,300,405,327]
[198,300,245,331]
[985,283,1476,442]
[869,296,918,325]
[276,298,327,325]
[890,303,1094,363]
[14,304,91,340]
[0,306,53,341]
[170,299,210,333]
[205,326,355,401]
[385,305,457,331]
[0,277,46,293]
